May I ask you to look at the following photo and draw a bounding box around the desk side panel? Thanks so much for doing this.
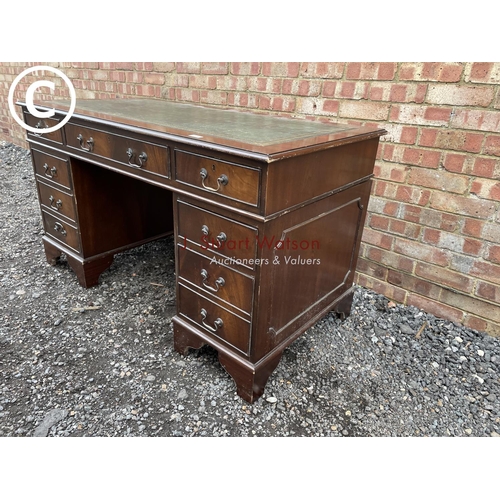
[252,180,372,360]
[265,137,380,215]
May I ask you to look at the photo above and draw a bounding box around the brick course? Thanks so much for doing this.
[1,61,499,336]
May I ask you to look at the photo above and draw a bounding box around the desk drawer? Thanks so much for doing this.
[65,123,169,179]
[177,201,258,269]
[24,112,64,144]
[37,181,77,222]
[42,210,81,252]
[175,151,260,207]
[32,149,72,190]
[178,284,250,355]
[178,246,254,315]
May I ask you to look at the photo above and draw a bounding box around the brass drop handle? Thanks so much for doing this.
[126,148,148,168]
[200,167,228,192]
[200,269,225,292]
[200,308,223,332]
[43,163,57,178]
[76,133,94,152]
[34,120,47,137]
[53,222,67,236]
[201,225,227,249]
[48,195,62,211]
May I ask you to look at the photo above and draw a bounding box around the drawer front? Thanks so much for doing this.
[175,150,260,207]
[178,246,254,315]
[178,284,251,355]
[32,149,72,190]
[177,201,258,269]
[24,112,64,144]
[42,210,81,252]
[65,123,169,179]
[37,181,77,222]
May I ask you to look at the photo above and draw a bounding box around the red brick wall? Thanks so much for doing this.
[1,62,499,335]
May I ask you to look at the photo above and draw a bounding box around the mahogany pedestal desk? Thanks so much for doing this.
[19,98,385,403]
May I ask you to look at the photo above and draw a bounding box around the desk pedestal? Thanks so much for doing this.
[171,180,370,403]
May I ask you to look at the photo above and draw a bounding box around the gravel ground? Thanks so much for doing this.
[1,140,500,438]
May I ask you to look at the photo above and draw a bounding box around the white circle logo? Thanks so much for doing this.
[8,65,76,134]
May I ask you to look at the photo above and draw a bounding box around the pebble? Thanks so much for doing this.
[400,324,414,335]
[33,409,68,437]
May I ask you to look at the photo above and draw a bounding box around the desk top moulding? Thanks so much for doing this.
[19,97,386,403]
[20,97,385,157]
